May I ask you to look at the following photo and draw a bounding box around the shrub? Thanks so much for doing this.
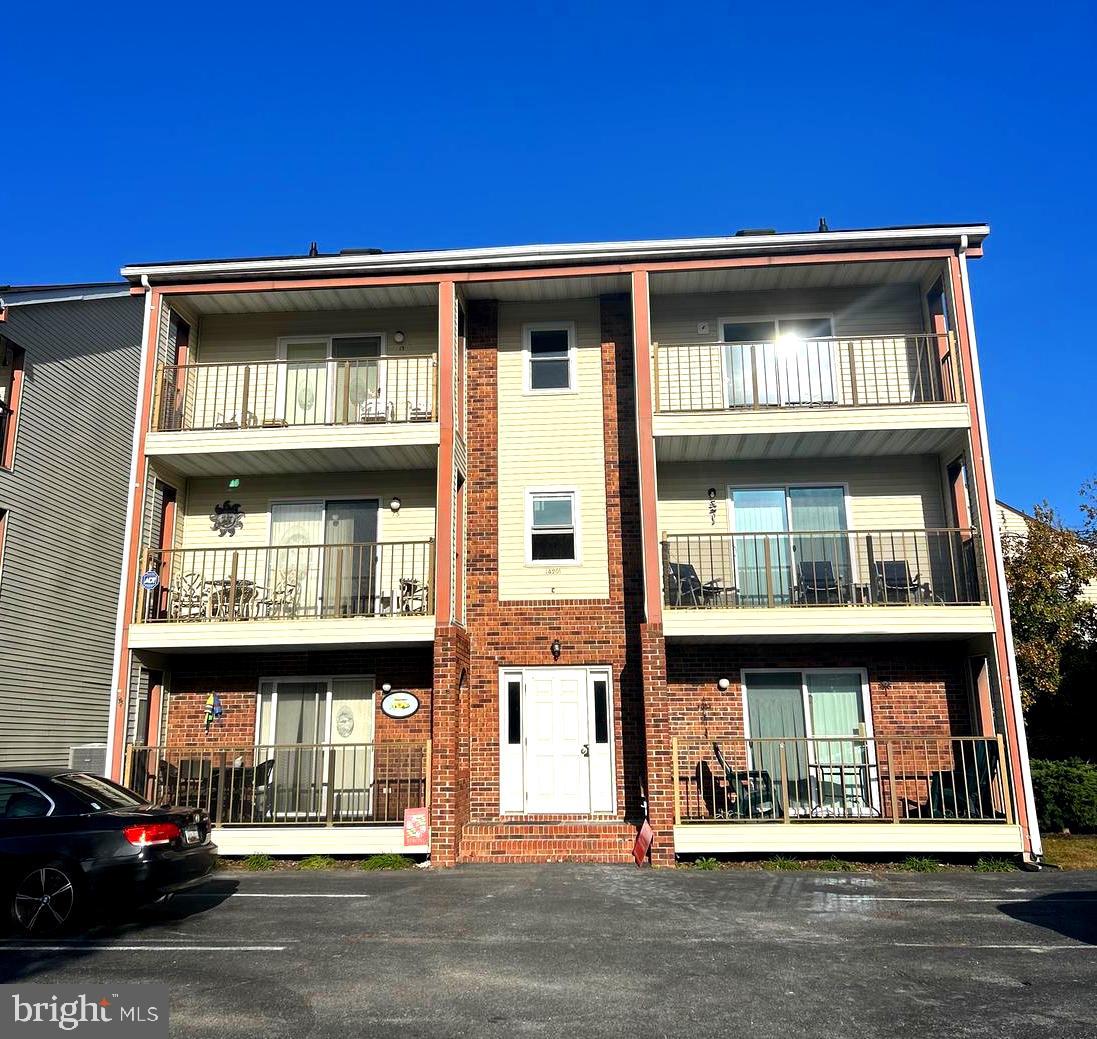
[1030,758,1097,833]
[692,857,721,871]
[898,856,940,873]
[359,854,415,871]
[243,854,275,872]
[298,855,338,871]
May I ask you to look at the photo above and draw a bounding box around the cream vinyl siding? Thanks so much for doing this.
[650,285,926,412]
[195,307,437,364]
[497,301,609,600]
[657,456,948,535]
[177,471,436,550]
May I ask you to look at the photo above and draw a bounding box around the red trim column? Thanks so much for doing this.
[947,256,1033,851]
[434,280,456,626]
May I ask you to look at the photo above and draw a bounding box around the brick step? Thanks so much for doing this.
[458,820,639,864]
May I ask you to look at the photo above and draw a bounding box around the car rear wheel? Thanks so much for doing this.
[11,865,80,936]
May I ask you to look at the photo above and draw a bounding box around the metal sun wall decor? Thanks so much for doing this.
[211,500,244,537]
[707,487,718,526]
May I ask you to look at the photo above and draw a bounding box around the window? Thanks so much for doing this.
[593,679,609,744]
[524,323,575,392]
[506,678,522,744]
[0,339,26,469]
[54,773,145,812]
[528,491,578,563]
[720,315,836,407]
[0,779,53,819]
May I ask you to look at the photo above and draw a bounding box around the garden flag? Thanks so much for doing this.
[633,819,653,866]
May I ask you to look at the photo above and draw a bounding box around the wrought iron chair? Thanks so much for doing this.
[712,742,777,818]
[874,560,932,604]
[796,560,843,604]
[666,563,729,607]
[169,572,207,620]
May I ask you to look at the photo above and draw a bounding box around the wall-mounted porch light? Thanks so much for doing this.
[716,678,730,691]
[389,496,402,513]
[551,639,562,660]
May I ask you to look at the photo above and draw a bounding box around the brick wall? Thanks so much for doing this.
[461,295,648,835]
[163,647,434,748]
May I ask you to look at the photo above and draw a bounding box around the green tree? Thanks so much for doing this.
[1002,496,1097,716]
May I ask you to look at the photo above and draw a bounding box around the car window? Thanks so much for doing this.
[0,779,53,819]
[53,773,146,811]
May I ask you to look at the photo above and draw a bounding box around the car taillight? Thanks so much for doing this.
[123,822,181,847]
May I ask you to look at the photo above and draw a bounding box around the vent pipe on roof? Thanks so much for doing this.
[308,241,319,257]
[818,217,830,231]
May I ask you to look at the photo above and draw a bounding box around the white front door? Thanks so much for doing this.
[500,668,616,815]
[525,669,589,813]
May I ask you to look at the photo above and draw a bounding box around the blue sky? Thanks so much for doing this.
[3,2,1093,520]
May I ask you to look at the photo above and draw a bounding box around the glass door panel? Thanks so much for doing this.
[776,317,837,405]
[270,502,324,617]
[731,488,791,605]
[282,341,327,425]
[745,672,808,815]
[332,335,382,423]
[259,681,326,820]
[722,320,777,407]
[806,672,875,814]
[789,486,850,603]
[329,679,375,820]
[322,500,379,617]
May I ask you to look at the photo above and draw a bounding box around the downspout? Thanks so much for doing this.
[957,237,1043,859]
[104,275,154,777]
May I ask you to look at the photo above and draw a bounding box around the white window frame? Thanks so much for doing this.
[525,488,581,566]
[522,321,577,395]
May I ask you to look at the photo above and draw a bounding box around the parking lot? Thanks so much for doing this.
[2,865,1095,1038]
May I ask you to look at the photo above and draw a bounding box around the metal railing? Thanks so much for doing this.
[135,540,434,622]
[654,333,962,413]
[662,529,984,608]
[672,736,1012,824]
[125,741,430,826]
[0,399,11,463]
[152,355,438,431]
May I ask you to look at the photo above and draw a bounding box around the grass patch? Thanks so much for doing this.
[761,855,802,871]
[242,853,275,872]
[974,856,1016,873]
[359,854,416,872]
[297,855,339,871]
[692,857,721,871]
[1042,834,1097,870]
[898,856,941,873]
[815,857,855,872]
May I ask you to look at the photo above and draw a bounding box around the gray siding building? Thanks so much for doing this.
[0,283,143,768]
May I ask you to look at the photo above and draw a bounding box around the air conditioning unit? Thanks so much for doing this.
[68,743,108,775]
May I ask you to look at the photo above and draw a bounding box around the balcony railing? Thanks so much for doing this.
[654,333,962,413]
[0,399,11,462]
[662,529,985,608]
[135,540,434,622]
[125,741,429,826]
[151,355,438,431]
[673,736,1012,824]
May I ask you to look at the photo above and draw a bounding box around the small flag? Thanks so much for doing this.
[403,807,430,848]
[633,819,654,866]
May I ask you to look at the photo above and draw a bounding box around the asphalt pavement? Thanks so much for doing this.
[2,865,1095,1038]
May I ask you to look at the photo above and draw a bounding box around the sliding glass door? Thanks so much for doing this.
[788,486,851,603]
[744,670,877,816]
[730,488,791,605]
[721,316,837,408]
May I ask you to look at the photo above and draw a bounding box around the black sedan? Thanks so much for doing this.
[0,767,217,935]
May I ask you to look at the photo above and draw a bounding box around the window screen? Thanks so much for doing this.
[530,493,576,561]
[529,328,571,390]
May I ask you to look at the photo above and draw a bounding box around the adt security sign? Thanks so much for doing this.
[140,570,160,591]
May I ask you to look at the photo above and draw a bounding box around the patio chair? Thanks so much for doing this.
[263,578,299,618]
[796,559,843,604]
[407,399,433,422]
[666,563,729,607]
[904,743,1002,820]
[356,396,395,423]
[873,560,932,604]
[169,572,207,620]
[712,742,777,818]
[398,577,429,615]
[213,409,259,429]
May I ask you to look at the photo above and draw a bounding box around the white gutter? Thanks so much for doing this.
[957,241,1042,858]
[122,225,990,282]
[105,277,153,778]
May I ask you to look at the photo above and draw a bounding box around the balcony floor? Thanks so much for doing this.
[145,422,439,476]
[673,821,1024,855]
[128,614,435,651]
[654,403,969,461]
[662,605,997,641]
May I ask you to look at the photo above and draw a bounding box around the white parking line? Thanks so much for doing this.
[174,892,371,899]
[827,895,1095,903]
[893,943,1097,952]
[0,945,287,952]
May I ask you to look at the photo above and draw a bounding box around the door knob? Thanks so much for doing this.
[580,744,590,757]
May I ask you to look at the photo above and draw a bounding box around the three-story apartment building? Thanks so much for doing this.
[110,225,1041,864]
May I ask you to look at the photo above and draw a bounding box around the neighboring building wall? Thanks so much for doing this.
[0,293,143,766]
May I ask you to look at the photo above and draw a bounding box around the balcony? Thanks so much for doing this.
[145,355,440,476]
[652,334,970,460]
[129,540,435,650]
[660,529,995,640]
[672,736,1023,854]
[126,740,429,855]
